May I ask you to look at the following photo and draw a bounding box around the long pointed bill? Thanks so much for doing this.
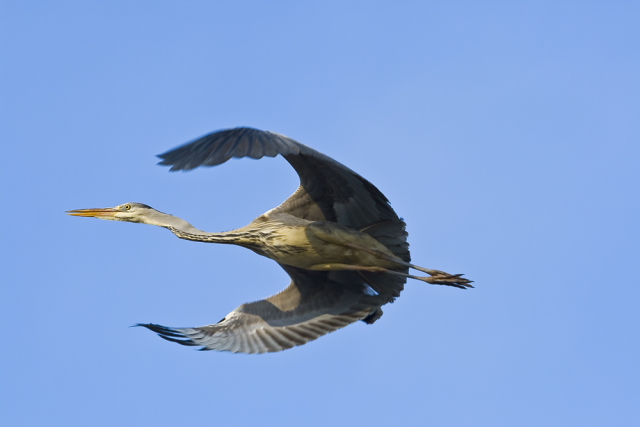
[66,208,119,218]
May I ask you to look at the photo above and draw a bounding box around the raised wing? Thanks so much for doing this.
[158,127,410,299]
[157,127,407,238]
[138,266,392,353]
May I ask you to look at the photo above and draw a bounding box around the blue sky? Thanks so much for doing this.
[1,1,639,426]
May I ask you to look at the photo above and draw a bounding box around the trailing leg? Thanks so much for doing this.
[340,242,473,287]
[308,263,473,289]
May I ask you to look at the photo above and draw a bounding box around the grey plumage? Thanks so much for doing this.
[69,127,472,354]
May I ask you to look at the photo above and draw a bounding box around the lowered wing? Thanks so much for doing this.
[138,265,392,353]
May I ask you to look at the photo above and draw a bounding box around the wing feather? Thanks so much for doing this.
[157,127,410,263]
[137,266,392,353]
[153,128,411,340]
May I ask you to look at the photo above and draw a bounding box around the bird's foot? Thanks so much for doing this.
[423,272,474,289]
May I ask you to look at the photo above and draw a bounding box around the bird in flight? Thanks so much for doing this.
[68,127,472,353]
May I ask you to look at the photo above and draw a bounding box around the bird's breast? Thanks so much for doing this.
[242,222,390,270]
[252,226,321,265]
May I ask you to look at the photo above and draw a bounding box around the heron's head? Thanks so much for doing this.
[67,203,163,224]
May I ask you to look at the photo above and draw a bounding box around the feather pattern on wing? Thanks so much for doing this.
[157,127,410,261]
[138,266,393,353]
[150,128,413,352]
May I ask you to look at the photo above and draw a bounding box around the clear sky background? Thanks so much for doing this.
[1,1,639,426]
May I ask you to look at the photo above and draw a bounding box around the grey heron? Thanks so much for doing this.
[68,127,472,353]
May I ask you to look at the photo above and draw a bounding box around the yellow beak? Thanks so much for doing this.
[66,208,119,218]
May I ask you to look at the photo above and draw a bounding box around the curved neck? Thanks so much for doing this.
[168,225,255,246]
[145,211,257,246]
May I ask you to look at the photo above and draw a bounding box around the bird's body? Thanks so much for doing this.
[173,211,399,271]
[68,127,472,353]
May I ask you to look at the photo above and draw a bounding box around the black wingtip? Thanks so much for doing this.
[136,323,199,347]
[156,155,186,172]
[134,322,155,329]
[157,334,199,346]
[156,155,170,165]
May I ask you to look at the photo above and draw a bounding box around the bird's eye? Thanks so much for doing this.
[123,204,131,210]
